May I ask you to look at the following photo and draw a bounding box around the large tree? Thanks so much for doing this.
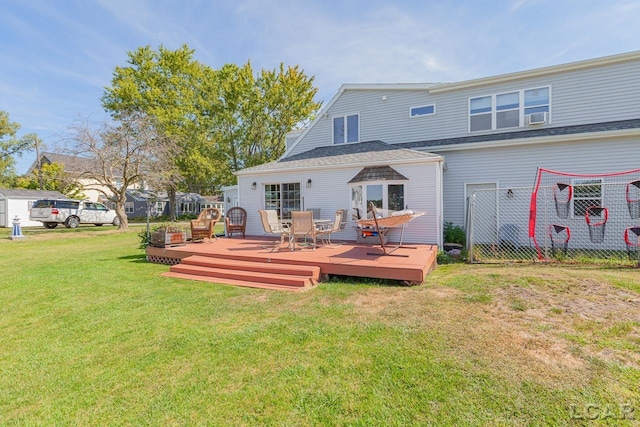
[69,113,176,231]
[0,111,38,186]
[199,62,321,186]
[101,44,209,217]
[101,44,321,196]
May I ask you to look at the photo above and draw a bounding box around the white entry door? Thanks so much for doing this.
[466,182,497,245]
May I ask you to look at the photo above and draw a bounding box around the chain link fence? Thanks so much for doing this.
[467,184,640,265]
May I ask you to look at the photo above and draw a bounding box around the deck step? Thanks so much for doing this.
[181,255,321,280]
[164,255,321,291]
[161,271,307,292]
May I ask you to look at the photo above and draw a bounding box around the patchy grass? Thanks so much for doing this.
[0,227,639,424]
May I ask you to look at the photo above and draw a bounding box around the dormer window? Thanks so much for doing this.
[333,114,359,144]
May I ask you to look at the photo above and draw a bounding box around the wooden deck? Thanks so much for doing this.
[147,236,437,291]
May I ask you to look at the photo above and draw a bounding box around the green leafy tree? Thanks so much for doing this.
[0,111,37,186]
[101,44,206,218]
[15,162,86,199]
[101,44,321,205]
[200,62,321,186]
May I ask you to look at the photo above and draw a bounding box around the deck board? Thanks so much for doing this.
[147,236,437,286]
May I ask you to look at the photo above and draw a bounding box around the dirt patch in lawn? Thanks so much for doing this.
[344,267,640,386]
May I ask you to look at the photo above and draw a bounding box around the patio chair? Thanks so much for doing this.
[258,210,290,250]
[306,208,321,219]
[290,210,317,250]
[317,209,346,246]
[225,207,247,238]
[190,207,221,242]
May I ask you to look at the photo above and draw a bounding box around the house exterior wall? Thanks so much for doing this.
[223,186,239,215]
[239,161,442,245]
[435,136,640,228]
[288,55,640,157]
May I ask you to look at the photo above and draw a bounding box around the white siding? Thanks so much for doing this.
[289,58,640,157]
[239,161,442,245]
[436,136,640,227]
[3,198,42,227]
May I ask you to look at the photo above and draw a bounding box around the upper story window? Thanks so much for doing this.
[333,114,359,144]
[410,104,436,117]
[469,86,550,132]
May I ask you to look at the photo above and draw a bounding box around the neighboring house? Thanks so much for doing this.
[237,50,640,246]
[109,190,166,219]
[27,152,123,202]
[111,190,221,219]
[199,195,225,217]
[0,189,68,227]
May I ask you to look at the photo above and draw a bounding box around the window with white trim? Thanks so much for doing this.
[469,86,550,132]
[572,178,602,217]
[155,202,165,216]
[125,202,134,214]
[350,182,406,217]
[180,202,196,214]
[410,104,435,117]
[264,182,301,219]
[333,114,359,144]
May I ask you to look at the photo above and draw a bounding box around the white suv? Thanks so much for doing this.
[30,199,120,229]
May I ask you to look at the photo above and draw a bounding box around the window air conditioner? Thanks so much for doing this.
[526,112,547,125]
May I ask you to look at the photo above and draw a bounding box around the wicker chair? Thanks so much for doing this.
[225,207,247,238]
[190,208,221,242]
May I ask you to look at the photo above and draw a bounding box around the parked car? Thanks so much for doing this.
[29,199,120,229]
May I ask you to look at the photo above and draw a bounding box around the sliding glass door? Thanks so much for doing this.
[264,182,301,219]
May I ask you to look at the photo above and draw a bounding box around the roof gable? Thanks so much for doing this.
[348,166,409,183]
[27,152,120,177]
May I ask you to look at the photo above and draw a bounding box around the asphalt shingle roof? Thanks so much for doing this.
[348,166,409,183]
[38,152,101,174]
[0,189,68,199]
[238,141,441,174]
[395,118,640,150]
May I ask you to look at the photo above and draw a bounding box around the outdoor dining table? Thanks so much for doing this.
[280,218,334,249]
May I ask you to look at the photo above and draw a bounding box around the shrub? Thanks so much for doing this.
[444,222,466,245]
[437,250,455,265]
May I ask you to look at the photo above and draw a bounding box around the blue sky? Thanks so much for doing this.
[2,0,640,174]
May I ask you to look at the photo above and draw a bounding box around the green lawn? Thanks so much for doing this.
[1,226,638,425]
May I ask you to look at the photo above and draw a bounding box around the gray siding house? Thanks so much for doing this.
[238,51,640,246]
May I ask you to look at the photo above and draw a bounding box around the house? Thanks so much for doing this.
[237,50,640,247]
[113,190,223,219]
[26,152,122,202]
[0,189,68,227]
[237,141,444,245]
[198,195,225,217]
